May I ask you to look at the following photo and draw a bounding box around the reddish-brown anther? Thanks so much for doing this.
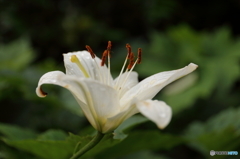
[107,41,112,57]
[101,50,108,66]
[126,43,132,59]
[107,41,112,51]
[127,52,135,70]
[137,48,142,64]
[86,45,95,58]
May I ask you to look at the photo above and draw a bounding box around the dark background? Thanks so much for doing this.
[0,0,240,159]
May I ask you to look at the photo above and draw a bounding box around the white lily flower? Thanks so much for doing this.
[36,42,198,133]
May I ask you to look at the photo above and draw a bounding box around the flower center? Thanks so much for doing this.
[91,42,141,91]
[70,41,142,93]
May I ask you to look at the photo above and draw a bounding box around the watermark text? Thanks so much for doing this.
[210,150,238,156]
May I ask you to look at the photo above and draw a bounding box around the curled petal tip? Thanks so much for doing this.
[36,86,48,98]
[189,63,198,69]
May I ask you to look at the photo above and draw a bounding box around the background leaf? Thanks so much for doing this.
[185,107,240,158]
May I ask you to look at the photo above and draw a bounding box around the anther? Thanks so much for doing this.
[107,41,112,51]
[127,52,135,70]
[106,41,112,57]
[86,45,95,58]
[126,43,132,59]
[137,48,142,64]
[101,50,108,66]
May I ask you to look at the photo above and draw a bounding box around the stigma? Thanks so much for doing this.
[70,55,90,78]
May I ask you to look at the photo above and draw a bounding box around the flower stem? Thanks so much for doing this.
[70,131,105,159]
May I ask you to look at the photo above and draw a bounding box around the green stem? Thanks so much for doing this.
[70,131,105,159]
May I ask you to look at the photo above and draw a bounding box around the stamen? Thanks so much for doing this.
[114,43,131,88]
[86,45,104,82]
[137,48,142,64]
[86,45,95,58]
[107,41,112,85]
[126,43,132,59]
[107,41,112,57]
[101,50,108,66]
[118,58,138,95]
[127,52,135,70]
[70,55,89,78]
[118,47,143,95]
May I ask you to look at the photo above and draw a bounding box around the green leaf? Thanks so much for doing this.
[67,119,159,159]
[3,139,75,159]
[37,129,68,141]
[97,130,184,158]
[1,130,81,159]
[0,123,37,140]
[0,38,34,71]
[66,132,92,149]
[122,150,170,159]
[80,133,122,158]
[114,115,148,139]
[185,107,240,157]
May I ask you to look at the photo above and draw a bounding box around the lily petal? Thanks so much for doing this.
[103,105,139,133]
[70,95,98,130]
[136,100,172,129]
[114,71,139,96]
[63,51,113,85]
[36,71,66,97]
[60,77,120,132]
[120,63,198,105]
[36,71,87,103]
[36,71,104,130]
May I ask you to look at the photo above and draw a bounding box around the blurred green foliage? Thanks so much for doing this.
[137,26,240,114]
[185,107,240,158]
[1,0,240,159]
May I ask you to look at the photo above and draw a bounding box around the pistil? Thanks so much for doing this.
[70,55,90,78]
